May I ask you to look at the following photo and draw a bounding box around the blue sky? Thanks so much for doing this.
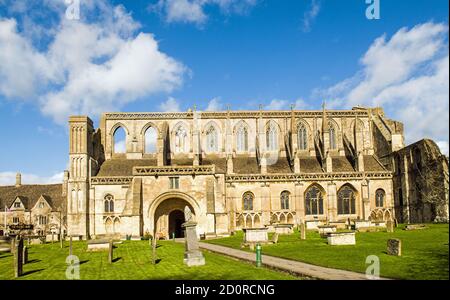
[0,0,448,184]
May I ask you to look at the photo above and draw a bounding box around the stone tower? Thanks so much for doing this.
[67,116,94,239]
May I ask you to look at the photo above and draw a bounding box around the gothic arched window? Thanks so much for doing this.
[305,185,324,215]
[242,192,254,211]
[266,122,278,151]
[104,194,114,213]
[337,186,356,215]
[175,125,188,153]
[236,124,249,152]
[376,189,385,207]
[113,126,126,153]
[144,126,157,153]
[298,124,308,150]
[329,122,337,150]
[206,125,218,152]
[280,191,290,210]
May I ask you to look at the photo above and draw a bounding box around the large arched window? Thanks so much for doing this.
[375,189,385,207]
[206,125,218,152]
[280,191,290,210]
[236,124,249,152]
[174,125,188,153]
[266,122,278,151]
[144,126,157,153]
[113,126,126,153]
[242,192,254,211]
[305,185,324,215]
[298,123,308,150]
[337,185,356,215]
[329,122,337,150]
[104,194,114,213]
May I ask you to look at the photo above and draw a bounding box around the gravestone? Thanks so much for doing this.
[14,238,23,278]
[327,232,356,246]
[393,218,398,227]
[300,222,306,240]
[182,206,205,267]
[387,239,401,256]
[152,235,157,265]
[271,233,279,244]
[0,236,10,253]
[386,220,394,233]
[23,246,28,265]
[108,240,113,264]
[60,233,64,249]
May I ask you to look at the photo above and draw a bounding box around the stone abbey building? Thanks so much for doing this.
[1,106,448,239]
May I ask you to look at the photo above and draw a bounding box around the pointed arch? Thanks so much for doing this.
[375,189,385,208]
[280,191,290,210]
[234,120,250,152]
[204,121,220,153]
[337,184,357,215]
[265,120,280,151]
[304,183,325,215]
[112,124,128,154]
[327,119,340,150]
[172,122,189,153]
[242,191,254,211]
[297,121,309,150]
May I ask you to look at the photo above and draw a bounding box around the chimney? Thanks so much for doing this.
[15,172,21,187]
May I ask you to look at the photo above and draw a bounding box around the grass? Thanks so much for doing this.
[0,240,298,280]
[206,224,449,280]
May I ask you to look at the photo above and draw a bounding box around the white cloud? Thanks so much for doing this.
[436,141,449,156]
[205,97,223,111]
[313,22,449,152]
[0,1,187,124]
[159,97,181,112]
[302,0,320,32]
[0,171,64,185]
[150,0,257,25]
[266,99,288,110]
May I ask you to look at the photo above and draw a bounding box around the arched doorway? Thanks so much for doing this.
[169,210,185,238]
[153,197,195,240]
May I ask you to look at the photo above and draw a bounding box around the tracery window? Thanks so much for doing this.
[298,124,308,150]
[375,189,385,208]
[236,124,249,152]
[266,122,278,151]
[104,194,114,213]
[305,185,324,215]
[280,191,290,210]
[174,126,187,153]
[337,186,356,215]
[243,192,254,211]
[329,122,337,150]
[206,126,218,152]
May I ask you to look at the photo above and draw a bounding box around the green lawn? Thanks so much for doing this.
[206,224,449,280]
[0,240,298,280]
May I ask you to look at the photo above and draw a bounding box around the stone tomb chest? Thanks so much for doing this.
[0,236,10,252]
[317,225,337,237]
[243,228,269,243]
[87,239,111,251]
[274,224,294,235]
[327,232,356,246]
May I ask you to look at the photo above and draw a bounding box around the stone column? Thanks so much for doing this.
[361,180,371,220]
[260,183,271,226]
[295,182,305,224]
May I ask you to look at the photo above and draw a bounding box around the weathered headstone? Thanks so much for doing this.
[14,238,23,278]
[152,235,157,265]
[60,233,64,249]
[182,206,205,267]
[271,233,279,244]
[108,240,113,264]
[300,222,306,240]
[69,236,73,256]
[386,220,394,233]
[387,239,401,256]
[393,218,398,227]
[22,246,28,265]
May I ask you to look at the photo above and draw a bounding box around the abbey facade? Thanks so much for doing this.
[65,106,423,240]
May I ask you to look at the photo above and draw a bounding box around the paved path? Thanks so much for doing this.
[198,242,387,280]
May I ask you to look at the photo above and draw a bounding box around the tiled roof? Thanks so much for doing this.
[0,184,64,211]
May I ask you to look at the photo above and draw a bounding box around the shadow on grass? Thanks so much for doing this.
[22,269,45,276]
[80,260,89,265]
[27,259,41,264]
[112,257,122,263]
